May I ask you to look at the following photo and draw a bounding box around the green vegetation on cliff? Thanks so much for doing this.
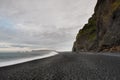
[112,0,120,11]
[73,0,120,52]
[73,15,97,51]
[76,16,96,42]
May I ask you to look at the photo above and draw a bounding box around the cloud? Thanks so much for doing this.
[0,0,97,51]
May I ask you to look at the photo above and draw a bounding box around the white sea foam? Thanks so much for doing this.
[0,51,58,67]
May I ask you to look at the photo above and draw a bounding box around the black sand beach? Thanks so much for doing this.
[0,52,120,80]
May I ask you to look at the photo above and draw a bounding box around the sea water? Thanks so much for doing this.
[0,50,58,67]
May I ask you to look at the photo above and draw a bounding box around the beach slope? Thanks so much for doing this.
[0,52,120,80]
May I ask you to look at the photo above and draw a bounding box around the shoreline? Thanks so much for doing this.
[0,51,58,68]
[0,52,120,80]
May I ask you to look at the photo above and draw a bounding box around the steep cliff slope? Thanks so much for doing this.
[73,0,120,52]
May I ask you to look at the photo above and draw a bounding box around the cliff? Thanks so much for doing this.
[73,0,120,52]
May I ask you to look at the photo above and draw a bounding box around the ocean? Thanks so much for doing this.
[0,50,58,67]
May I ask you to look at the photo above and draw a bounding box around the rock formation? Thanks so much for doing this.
[73,0,120,52]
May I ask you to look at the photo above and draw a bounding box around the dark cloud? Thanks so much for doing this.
[10,45,29,48]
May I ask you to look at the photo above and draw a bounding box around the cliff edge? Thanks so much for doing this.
[73,0,120,52]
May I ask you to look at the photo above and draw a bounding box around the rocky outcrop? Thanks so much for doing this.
[73,0,120,52]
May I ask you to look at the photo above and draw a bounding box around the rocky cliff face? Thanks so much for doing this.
[73,0,120,52]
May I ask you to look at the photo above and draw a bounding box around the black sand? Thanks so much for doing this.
[0,52,120,80]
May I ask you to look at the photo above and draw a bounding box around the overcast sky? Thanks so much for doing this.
[0,0,97,52]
